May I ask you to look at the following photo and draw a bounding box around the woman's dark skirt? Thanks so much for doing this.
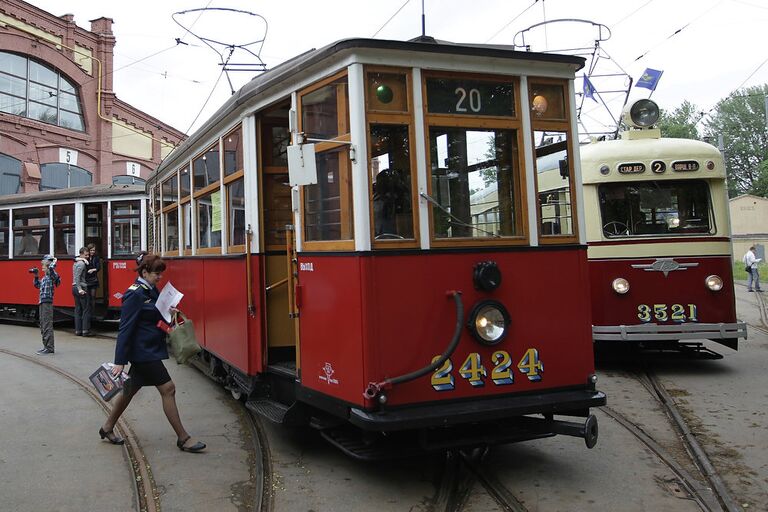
[127,360,171,390]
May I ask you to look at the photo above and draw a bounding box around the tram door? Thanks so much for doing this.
[83,203,108,315]
[259,113,297,366]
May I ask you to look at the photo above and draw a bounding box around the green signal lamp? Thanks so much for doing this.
[376,84,394,104]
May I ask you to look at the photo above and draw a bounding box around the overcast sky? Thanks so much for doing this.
[27,0,768,136]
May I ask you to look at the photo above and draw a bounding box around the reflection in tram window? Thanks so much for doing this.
[301,76,349,140]
[53,204,75,256]
[598,179,713,237]
[534,132,573,236]
[429,128,519,239]
[263,173,291,248]
[0,210,8,256]
[193,145,221,190]
[111,201,141,256]
[304,148,353,242]
[13,206,48,256]
[224,127,243,177]
[370,124,413,240]
[162,174,178,208]
[165,209,179,252]
[182,202,192,251]
[196,190,222,249]
[227,178,245,248]
[180,166,191,198]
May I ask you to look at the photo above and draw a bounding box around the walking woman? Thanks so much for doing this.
[99,251,206,453]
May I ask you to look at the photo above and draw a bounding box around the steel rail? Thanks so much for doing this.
[459,448,529,512]
[241,407,272,512]
[0,348,159,512]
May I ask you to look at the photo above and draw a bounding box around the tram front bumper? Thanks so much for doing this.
[592,321,748,342]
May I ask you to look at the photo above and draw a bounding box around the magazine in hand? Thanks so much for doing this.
[89,363,128,402]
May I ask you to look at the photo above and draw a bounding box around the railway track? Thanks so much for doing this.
[0,347,159,512]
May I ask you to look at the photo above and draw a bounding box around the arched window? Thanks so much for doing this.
[40,163,92,190]
[0,153,22,196]
[0,51,85,131]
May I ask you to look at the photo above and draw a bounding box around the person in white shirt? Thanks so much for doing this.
[743,246,762,292]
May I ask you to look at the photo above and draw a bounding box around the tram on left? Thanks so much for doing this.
[0,184,148,322]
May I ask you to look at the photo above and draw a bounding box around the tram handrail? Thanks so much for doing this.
[364,290,463,401]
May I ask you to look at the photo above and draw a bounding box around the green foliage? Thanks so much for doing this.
[704,84,768,198]
[732,260,749,281]
[657,100,700,139]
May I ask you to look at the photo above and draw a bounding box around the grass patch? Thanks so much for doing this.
[732,261,749,281]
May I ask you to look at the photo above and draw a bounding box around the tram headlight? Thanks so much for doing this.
[623,99,660,128]
[612,278,630,294]
[467,300,510,345]
[705,275,724,291]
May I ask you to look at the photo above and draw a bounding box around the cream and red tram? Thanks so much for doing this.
[579,99,747,355]
[148,37,605,458]
[0,184,147,322]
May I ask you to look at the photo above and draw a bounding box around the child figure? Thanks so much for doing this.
[33,255,61,354]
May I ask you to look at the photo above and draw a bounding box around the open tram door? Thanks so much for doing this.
[257,106,299,373]
[83,202,108,317]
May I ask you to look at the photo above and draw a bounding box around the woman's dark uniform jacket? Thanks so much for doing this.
[115,279,169,365]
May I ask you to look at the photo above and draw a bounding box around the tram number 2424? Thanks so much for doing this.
[431,349,543,391]
[637,303,698,323]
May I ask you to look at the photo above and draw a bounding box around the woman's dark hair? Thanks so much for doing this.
[135,251,166,275]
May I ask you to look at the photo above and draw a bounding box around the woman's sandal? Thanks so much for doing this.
[99,427,125,445]
[177,436,206,453]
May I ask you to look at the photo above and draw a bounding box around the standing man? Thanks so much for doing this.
[73,246,92,335]
[743,245,763,292]
[33,255,60,354]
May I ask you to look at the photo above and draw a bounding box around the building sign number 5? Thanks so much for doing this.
[59,148,78,166]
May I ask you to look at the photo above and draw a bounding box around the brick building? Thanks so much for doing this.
[0,0,185,195]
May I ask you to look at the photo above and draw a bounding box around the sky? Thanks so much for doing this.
[26,0,768,137]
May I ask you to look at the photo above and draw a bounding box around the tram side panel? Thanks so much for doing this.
[297,249,595,408]
[107,260,146,308]
[1,259,76,308]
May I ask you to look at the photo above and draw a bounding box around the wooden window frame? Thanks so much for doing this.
[162,206,180,257]
[297,70,355,251]
[226,170,246,253]
[52,203,75,257]
[528,77,579,244]
[422,72,528,248]
[365,65,419,249]
[258,114,293,252]
[111,200,142,258]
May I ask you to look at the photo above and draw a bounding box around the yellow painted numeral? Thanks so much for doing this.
[430,355,455,391]
[637,304,651,322]
[459,353,487,387]
[491,351,514,385]
[517,348,543,382]
[653,304,668,321]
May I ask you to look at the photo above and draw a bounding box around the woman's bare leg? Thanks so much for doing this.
[157,380,191,442]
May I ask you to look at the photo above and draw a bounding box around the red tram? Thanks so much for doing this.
[148,37,605,457]
[579,99,747,355]
[0,184,147,322]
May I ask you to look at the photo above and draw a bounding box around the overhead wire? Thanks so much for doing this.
[371,0,412,38]
[484,0,539,44]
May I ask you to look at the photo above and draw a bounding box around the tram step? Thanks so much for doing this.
[246,399,289,424]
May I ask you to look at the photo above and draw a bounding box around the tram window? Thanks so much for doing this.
[112,201,141,256]
[529,83,566,121]
[535,132,573,236]
[193,145,221,190]
[162,175,178,209]
[598,179,713,237]
[53,204,75,256]
[227,178,245,248]
[301,76,349,140]
[12,206,49,257]
[181,203,192,251]
[304,147,353,242]
[370,124,414,240]
[180,166,191,198]
[223,127,243,177]
[165,209,179,252]
[196,190,223,249]
[428,127,520,239]
[0,210,8,257]
[265,126,290,167]
[263,173,292,247]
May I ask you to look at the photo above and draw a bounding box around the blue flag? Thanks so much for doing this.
[636,68,663,91]
[583,75,597,102]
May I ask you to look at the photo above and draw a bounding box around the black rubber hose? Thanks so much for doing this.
[385,290,463,386]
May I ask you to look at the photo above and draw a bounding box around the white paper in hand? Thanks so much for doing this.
[156,282,184,323]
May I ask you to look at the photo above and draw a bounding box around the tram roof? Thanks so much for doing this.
[151,37,585,184]
[0,184,145,207]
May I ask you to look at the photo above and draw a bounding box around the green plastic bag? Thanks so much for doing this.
[167,311,201,364]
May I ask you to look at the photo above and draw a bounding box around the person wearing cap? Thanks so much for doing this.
[33,255,60,355]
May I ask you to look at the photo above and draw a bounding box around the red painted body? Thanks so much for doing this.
[589,255,737,327]
[297,249,596,409]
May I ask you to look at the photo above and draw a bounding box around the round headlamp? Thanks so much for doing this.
[623,99,660,128]
[467,300,510,345]
[705,275,723,291]
[612,278,630,294]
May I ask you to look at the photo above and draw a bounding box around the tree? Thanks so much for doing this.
[704,84,768,197]
[657,100,701,139]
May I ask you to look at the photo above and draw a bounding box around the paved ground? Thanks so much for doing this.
[0,325,253,512]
